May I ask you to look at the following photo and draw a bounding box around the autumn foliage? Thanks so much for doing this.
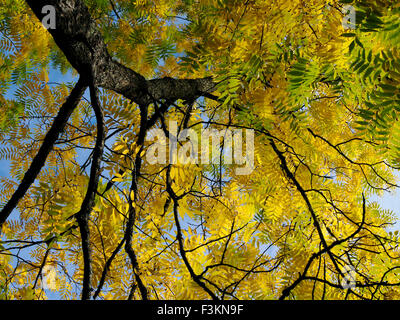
[1,0,400,300]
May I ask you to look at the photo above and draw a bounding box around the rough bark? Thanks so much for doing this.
[25,0,215,106]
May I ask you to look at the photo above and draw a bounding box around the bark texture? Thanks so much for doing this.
[25,0,215,106]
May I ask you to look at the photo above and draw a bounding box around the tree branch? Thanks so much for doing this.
[76,83,105,300]
[24,0,215,106]
[0,77,87,232]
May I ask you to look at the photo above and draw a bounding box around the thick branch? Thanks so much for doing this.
[76,84,105,300]
[24,0,215,106]
[123,108,149,300]
[0,77,87,231]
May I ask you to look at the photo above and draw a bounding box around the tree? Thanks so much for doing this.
[0,0,400,300]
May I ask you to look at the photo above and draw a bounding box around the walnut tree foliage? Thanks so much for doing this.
[1,0,400,300]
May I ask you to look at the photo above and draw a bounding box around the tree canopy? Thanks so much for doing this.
[1,0,400,300]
